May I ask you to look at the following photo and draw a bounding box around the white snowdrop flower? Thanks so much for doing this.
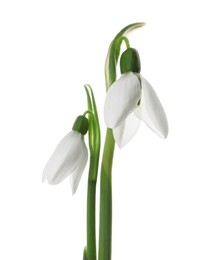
[42,115,89,194]
[104,48,168,148]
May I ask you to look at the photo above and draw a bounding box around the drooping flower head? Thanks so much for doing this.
[104,47,168,148]
[42,115,89,194]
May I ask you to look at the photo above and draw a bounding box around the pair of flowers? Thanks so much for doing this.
[42,48,168,193]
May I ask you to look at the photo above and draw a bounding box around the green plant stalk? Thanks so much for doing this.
[86,154,99,260]
[98,23,145,260]
[98,129,115,260]
[85,85,100,260]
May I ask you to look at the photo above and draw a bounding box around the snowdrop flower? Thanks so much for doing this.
[42,115,89,194]
[104,48,168,148]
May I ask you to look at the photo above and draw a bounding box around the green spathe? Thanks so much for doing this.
[120,48,141,74]
[72,115,89,135]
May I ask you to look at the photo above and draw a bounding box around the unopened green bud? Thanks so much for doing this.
[120,48,141,74]
[72,115,89,135]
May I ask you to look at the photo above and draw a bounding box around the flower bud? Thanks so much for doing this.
[120,48,141,74]
[72,115,89,135]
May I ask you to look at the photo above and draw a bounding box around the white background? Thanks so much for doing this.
[0,0,209,259]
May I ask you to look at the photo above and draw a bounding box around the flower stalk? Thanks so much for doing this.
[98,128,115,260]
[85,85,100,260]
[98,23,145,260]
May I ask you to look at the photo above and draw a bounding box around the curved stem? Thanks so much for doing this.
[83,110,93,117]
[121,36,130,48]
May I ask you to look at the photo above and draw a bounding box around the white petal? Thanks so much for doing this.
[104,72,141,128]
[135,76,168,138]
[70,141,88,195]
[42,131,84,185]
[113,113,141,148]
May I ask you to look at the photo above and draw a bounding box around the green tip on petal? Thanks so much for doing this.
[120,48,141,74]
[72,115,89,135]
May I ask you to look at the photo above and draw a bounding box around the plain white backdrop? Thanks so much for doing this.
[0,0,209,259]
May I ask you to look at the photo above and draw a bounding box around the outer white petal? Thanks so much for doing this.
[104,72,141,128]
[42,131,84,185]
[70,140,88,195]
[113,113,141,148]
[135,76,168,138]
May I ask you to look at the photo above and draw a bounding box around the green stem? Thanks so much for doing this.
[87,154,99,260]
[98,23,145,260]
[84,85,100,260]
[98,129,115,260]
[121,36,130,48]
